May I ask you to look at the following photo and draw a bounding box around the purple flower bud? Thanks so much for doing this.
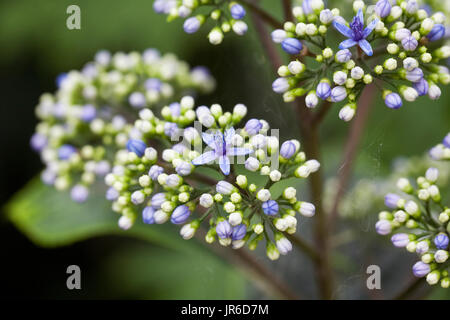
[391,233,410,247]
[70,185,89,203]
[405,68,424,82]
[281,38,303,55]
[316,82,331,99]
[272,78,290,93]
[58,144,77,160]
[171,205,191,224]
[142,206,156,224]
[216,181,234,195]
[412,261,430,277]
[128,92,146,108]
[149,165,164,180]
[375,0,391,18]
[384,92,403,109]
[434,233,449,249]
[164,122,179,139]
[216,220,232,239]
[175,161,192,176]
[231,224,247,240]
[245,119,262,135]
[30,133,47,152]
[81,104,96,122]
[151,192,166,209]
[402,36,418,51]
[183,17,201,34]
[335,49,352,63]
[262,200,279,216]
[427,24,445,42]
[41,169,56,185]
[413,78,429,96]
[443,133,450,148]
[330,86,347,102]
[106,187,119,201]
[302,0,312,15]
[384,193,401,208]
[230,4,246,19]
[280,141,296,159]
[169,102,181,118]
[375,220,392,235]
[126,139,147,157]
[56,73,67,88]
[144,78,162,91]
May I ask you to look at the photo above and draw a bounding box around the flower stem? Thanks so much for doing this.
[328,84,377,232]
[241,0,283,29]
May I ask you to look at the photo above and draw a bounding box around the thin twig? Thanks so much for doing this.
[241,0,283,29]
[249,5,283,72]
[328,84,377,232]
[195,222,300,299]
[286,234,321,263]
[294,99,335,300]
[281,0,293,21]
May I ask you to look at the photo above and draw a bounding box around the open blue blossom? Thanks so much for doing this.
[332,9,378,56]
[192,127,253,175]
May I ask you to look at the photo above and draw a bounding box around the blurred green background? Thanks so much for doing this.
[1,0,449,299]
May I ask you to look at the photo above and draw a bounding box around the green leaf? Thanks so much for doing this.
[5,178,247,299]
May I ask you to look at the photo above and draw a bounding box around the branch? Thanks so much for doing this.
[242,0,283,29]
[249,3,283,72]
[286,234,321,263]
[195,223,300,299]
[281,0,293,21]
[328,84,377,231]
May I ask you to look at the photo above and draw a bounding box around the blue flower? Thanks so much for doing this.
[183,17,201,34]
[142,206,156,224]
[332,9,378,56]
[281,38,303,55]
[384,92,402,109]
[262,200,279,216]
[216,220,232,239]
[434,233,449,249]
[427,24,445,42]
[192,127,253,175]
[443,133,450,148]
[230,3,246,20]
[171,205,191,224]
[231,224,247,241]
[384,193,401,208]
[280,141,296,159]
[413,78,429,96]
[58,144,77,160]
[126,139,147,157]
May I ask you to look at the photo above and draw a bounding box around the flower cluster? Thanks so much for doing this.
[429,132,450,161]
[104,99,319,260]
[153,0,249,45]
[30,49,215,202]
[376,166,450,288]
[271,0,450,121]
[31,50,320,260]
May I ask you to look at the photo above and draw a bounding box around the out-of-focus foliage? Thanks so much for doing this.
[6,178,247,299]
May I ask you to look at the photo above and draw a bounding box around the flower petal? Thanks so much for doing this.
[363,19,378,38]
[339,39,357,49]
[358,39,373,56]
[332,20,353,38]
[228,147,253,156]
[357,9,364,25]
[219,156,230,175]
[201,132,216,149]
[192,150,217,165]
[224,127,235,145]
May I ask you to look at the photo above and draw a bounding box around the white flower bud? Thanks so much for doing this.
[305,92,319,108]
[299,202,315,217]
[350,66,364,80]
[333,71,348,85]
[425,167,439,182]
[199,193,214,208]
[288,61,304,75]
[283,187,297,200]
[275,218,288,231]
[269,170,282,182]
[257,189,271,202]
[154,210,169,224]
[180,223,196,240]
[228,212,242,226]
[435,250,449,263]
[118,215,133,230]
[224,202,236,213]
[428,84,441,100]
